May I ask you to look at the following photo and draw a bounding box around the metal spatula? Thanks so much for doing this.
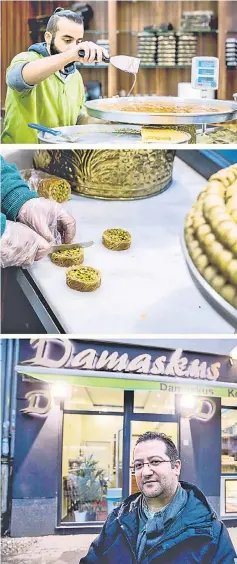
[28,123,79,143]
[50,241,94,254]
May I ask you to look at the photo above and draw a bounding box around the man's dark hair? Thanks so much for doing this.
[46,7,83,35]
[135,431,179,468]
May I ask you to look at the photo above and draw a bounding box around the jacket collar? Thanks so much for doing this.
[118,482,217,522]
[115,481,216,562]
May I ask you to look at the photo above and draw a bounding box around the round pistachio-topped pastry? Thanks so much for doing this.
[38,177,71,203]
[66,266,101,292]
[102,228,131,251]
[51,247,84,267]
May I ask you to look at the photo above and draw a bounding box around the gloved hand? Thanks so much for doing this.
[17,198,76,244]
[0,220,52,268]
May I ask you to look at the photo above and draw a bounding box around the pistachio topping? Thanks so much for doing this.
[52,248,82,259]
[68,267,98,281]
[105,228,131,241]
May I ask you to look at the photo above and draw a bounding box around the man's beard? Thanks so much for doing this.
[50,37,61,56]
[141,480,163,498]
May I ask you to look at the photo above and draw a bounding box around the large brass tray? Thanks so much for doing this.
[85,96,237,125]
[182,233,237,328]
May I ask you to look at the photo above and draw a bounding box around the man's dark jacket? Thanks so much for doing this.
[80,481,236,564]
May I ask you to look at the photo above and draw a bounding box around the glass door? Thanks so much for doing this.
[116,428,123,489]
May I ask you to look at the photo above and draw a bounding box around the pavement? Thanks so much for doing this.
[1,529,237,563]
[1,535,97,564]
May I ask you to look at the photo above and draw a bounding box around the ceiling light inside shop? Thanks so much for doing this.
[51,381,72,399]
[180,394,197,409]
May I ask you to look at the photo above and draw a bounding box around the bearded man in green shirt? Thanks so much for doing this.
[2,7,109,144]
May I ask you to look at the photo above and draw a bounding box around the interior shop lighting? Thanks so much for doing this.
[69,399,90,405]
[180,394,197,410]
[51,381,72,399]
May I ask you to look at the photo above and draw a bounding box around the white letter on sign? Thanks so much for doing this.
[21,339,72,368]
[127,354,151,374]
[71,349,96,369]
[96,351,129,371]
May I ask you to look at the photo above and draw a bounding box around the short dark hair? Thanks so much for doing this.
[46,7,83,35]
[135,431,179,468]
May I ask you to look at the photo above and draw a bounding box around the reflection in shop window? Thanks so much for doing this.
[221,408,237,474]
[64,386,124,412]
[62,414,123,523]
[134,390,175,414]
[225,480,237,513]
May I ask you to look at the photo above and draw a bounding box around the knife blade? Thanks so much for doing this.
[50,241,94,253]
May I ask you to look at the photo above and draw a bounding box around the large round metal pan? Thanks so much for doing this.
[37,123,191,144]
[85,96,237,125]
[181,233,237,328]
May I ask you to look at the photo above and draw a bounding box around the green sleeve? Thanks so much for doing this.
[1,156,39,221]
[77,70,86,114]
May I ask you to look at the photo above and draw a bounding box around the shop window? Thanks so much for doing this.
[221,398,237,407]
[134,390,175,415]
[62,414,123,523]
[225,479,237,513]
[221,408,237,474]
[64,386,124,412]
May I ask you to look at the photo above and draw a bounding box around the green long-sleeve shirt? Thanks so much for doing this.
[1,156,38,236]
[2,43,85,144]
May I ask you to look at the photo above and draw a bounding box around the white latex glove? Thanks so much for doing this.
[0,220,52,268]
[17,198,76,244]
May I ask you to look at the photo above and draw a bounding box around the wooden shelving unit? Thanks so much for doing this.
[107,0,237,100]
[1,0,237,107]
[218,1,237,100]
[75,0,237,100]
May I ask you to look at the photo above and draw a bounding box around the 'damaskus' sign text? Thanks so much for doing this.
[19,338,237,384]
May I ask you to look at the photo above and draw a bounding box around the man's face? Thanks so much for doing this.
[133,440,181,500]
[46,17,84,55]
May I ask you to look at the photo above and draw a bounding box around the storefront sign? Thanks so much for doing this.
[19,338,237,385]
[20,390,51,416]
[188,398,216,422]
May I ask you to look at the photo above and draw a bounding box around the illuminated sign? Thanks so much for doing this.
[20,390,51,416]
[20,339,225,382]
[185,398,216,422]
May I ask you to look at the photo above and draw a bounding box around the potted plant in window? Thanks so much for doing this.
[68,454,105,522]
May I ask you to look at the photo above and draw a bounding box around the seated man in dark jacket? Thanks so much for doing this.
[80,431,236,564]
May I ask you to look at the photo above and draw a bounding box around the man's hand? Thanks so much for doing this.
[21,42,109,87]
[0,220,52,268]
[68,42,109,65]
[17,198,76,245]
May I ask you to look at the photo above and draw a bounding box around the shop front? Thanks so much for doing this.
[10,339,237,536]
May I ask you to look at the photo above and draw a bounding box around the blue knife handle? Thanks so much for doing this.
[28,123,62,136]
